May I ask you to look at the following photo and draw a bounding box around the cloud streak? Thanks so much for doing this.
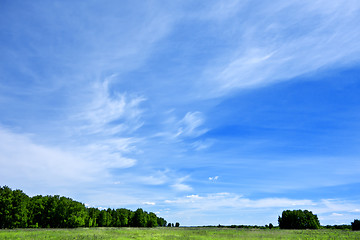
[201,0,360,96]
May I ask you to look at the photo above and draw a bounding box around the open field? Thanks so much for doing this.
[0,227,360,240]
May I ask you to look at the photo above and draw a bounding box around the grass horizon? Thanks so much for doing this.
[1,227,360,240]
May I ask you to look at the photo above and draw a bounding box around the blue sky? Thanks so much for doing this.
[1,0,360,226]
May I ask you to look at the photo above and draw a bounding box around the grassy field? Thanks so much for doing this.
[0,227,360,240]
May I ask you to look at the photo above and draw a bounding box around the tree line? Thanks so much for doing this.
[0,186,169,229]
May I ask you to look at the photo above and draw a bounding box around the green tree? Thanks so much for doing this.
[132,208,146,227]
[278,209,320,229]
[0,186,14,228]
[157,217,167,227]
[0,186,168,229]
[67,200,87,228]
[28,195,45,228]
[11,189,29,228]
[352,219,360,231]
[118,208,130,227]
[98,209,112,227]
[87,207,100,227]
[146,212,158,227]
[0,186,30,228]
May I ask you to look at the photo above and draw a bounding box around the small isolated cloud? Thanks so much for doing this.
[142,202,156,206]
[209,176,219,181]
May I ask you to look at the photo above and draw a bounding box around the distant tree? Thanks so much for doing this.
[175,222,180,227]
[324,224,351,230]
[167,223,172,227]
[269,223,273,229]
[278,210,320,229]
[352,219,360,231]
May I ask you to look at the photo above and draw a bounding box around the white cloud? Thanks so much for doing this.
[143,202,156,206]
[0,127,98,188]
[80,142,137,169]
[175,112,208,138]
[74,77,146,136]
[171,176,193,192]
[202,0,360,96]
[313,199,360,215]
[208,176,219,181]
[165,193,315,210]
[331,213,344,216]
[154,111,208,141]
[172,183,193,192]
[137,172,169,186]
[0,125,138,195]
[191,139,214,151]
[163,192,360,226]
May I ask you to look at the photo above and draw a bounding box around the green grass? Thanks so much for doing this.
[0,227,360,240]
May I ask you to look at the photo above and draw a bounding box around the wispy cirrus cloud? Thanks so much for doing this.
[175,112,208,138]
[171,176,193,192]
[200,0,360,96]
[165,193,315,210]
[154,111,208,140]
[73,77,146,136]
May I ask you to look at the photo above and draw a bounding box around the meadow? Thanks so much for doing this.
[1,227,360,240]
